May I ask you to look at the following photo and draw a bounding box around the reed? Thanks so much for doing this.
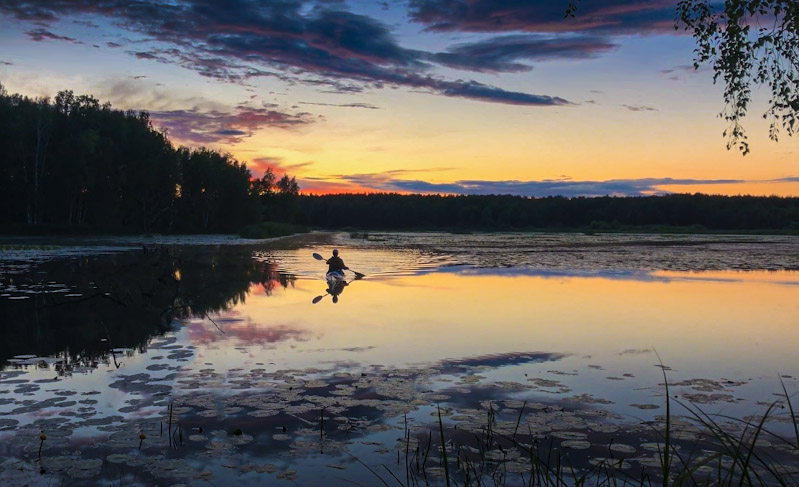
[356,375,799,487]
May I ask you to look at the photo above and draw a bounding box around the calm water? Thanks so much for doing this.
[0,232,797,486]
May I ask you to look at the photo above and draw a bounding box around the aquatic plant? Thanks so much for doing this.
[356,373,799,487]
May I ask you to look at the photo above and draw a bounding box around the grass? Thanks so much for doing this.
[358,372,799,487]
[238,222,308,239]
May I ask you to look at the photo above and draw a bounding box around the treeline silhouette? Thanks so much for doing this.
[2,85,797,235]
[280,193,799,232]
[0,84,298,233]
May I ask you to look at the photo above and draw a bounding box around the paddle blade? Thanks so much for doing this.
[352,271,365,279]
[312,295,325,304]
[312,252,324,261]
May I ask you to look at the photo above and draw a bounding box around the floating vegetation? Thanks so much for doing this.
[2,349,797,486]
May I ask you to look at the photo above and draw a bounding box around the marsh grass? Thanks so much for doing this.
[359,373,799,487]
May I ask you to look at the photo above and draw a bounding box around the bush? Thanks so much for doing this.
[238,222,308,239]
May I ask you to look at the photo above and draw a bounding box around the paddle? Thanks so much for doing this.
[312,252,365,278]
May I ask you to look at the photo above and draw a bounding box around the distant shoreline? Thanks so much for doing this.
[1,226,797,245]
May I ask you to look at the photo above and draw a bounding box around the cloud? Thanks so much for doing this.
[298,101,381,109]
[248,156,314,178]
[310,172,799,197]
[92,77,214,112]
[299,78,366,94]
[0,0,573,107]
[323,167,455,188]
[660,63,712,81]
[431,34,617,73]
[378,177,742,197]
[149,107,314,145]
[25,28,83,44]
[0,60,12,66]
[423,78,570,105]
[409,0,677,35]
[131,51,160,60]
[622,104,657,112]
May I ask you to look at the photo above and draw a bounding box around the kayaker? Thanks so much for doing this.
[326,249,349,275]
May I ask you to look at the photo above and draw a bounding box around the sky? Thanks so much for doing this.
[0,0,796,197]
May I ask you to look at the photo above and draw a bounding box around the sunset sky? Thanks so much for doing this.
[1,0,796,197]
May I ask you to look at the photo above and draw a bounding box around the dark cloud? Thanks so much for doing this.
[149,106,314,145]
[622,104,657,112]
[214,129,247,136]
[425,78,570,105]
[432,35,617,73]
[106,41,122,48]
[26,28,83,44]
[0,0,573,106]
[299,101,381,109]
[300,78,365,94]
[409,0,677,35]
[131,51,159,60]
[322,173,794,197]
[0,60,12,66]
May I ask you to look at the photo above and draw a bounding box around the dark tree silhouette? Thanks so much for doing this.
[277,193,799,232]
[0,85,295,234]
[569,1,799,154]
[676,0,799,154]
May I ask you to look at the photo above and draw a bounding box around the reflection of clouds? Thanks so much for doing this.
[301,346,376,353]
[439,351,568,372]
[448,266,659,281]
[247,275,296,297]
[187,317,311,345]
[619,348,652,356]
[438,266,799,286]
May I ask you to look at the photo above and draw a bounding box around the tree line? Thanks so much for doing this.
[1,84,797,235]
[0,84,298,234]
[277,193,799,232]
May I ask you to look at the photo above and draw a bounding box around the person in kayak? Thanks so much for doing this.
[326,249,349,275]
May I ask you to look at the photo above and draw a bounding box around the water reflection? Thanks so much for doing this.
[1,235,798,486]
[312,274,364,304]
[0,246,296,367]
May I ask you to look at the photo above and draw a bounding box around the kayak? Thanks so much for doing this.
[326,270,346,282]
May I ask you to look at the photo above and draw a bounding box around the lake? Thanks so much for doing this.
[1,232,798,486]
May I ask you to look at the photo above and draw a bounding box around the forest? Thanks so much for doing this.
[0,84,297,234]
[282,193,799,232]
[1,85,797,235]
